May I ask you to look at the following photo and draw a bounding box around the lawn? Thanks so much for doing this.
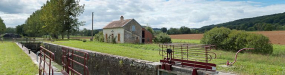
[0,42,38,75]
[53,41,161,61]
[53,40,285,75]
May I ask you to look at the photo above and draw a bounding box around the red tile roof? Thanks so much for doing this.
[103,19,133,29]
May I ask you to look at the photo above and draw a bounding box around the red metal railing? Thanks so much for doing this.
[39,46,55,75]
[159,43,217,71]
[227,48,254,66]
[61,47,89,75]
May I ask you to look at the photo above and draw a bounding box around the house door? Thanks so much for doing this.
[142,31,145,43]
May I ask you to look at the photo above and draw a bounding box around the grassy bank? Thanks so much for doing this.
[53,40,285,75]
[0,42,38,75]
[53,41,161,61]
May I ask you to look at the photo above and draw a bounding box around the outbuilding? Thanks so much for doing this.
[103,16,153,43]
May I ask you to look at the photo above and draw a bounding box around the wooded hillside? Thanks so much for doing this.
[199,12,285,32]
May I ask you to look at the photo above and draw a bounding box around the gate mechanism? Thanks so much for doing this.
[61,47,89,75]
[227,48,254,66]
[159,43,217,73]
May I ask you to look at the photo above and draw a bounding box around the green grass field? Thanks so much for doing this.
[0,42,38,75]
[53,40,285,75]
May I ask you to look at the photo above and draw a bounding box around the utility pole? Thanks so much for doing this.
[91,12,94,41]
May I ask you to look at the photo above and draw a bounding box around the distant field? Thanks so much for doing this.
[0,42,38,75]
[170,31,285,45]
[53,40,285,75]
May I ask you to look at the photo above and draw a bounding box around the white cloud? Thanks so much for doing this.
[1,0,285,29]
[79,0,285,29]
[0,0,45,27]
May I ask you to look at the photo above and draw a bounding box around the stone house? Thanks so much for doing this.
[103,16,153,43]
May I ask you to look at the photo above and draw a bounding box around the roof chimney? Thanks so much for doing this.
[120,16,124,20]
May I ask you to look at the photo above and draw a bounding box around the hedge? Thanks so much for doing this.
[201,27,273,54]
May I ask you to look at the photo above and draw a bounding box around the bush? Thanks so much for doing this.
[201,27,273,54]
[245,33,273,54]
[82,39,86,42]
[201,27,231,48]
[153,32,172,43]
[222,30,249,51]
[106,35,117,44]
[95,31,104,42]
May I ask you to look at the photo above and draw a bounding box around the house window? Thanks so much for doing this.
[118,34,120,41]
[132,25,136,31]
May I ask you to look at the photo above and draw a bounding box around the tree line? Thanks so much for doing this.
[155,26,200,35]
[199,12,285,32]
[16,0,85,39]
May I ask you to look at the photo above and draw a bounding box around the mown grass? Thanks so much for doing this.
[53,41,161,61]
[0,42,38,75]
[53,40,285,75]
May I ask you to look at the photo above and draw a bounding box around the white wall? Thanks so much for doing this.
[103,28,124,43]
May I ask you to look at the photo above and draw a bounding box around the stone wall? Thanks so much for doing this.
[43,43,159,75]
[123,19,142,43]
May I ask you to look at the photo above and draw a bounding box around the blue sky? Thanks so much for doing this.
[1,0,285,29]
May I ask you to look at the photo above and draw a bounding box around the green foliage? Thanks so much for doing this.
[16,24,26,36]
[106,35,117,44]
[145,26,154,34]
[23,0,85,39]
[201,27,273,54]
[95,31,104,42]
[245,33,273,54]
[0,17,6,34]
[167,28,181,35]
[80,28,99,36]
[166,26,194,35]
[199,12,285,32]
[161,27,167,33]
[201,27,231,48]
[180,26,191,34]
[4,27,16,33]
[82,39,86,42]
[153,32,171,43]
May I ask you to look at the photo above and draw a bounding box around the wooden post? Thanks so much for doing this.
[91,12,94,41]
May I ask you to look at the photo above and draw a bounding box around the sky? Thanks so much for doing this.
[0,0,285,30]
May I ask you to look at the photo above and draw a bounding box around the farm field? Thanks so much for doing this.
[0,42,38,75]
[170,31,285,45]
[53,40,285,75]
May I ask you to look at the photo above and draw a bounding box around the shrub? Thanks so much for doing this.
[201,27,231,49]
[245,33,273,54]
[153,32,171,43]
[222,30,249,51]
[82,39,86,42]
[201,27,273,54]
[95,31,104,42]
[106,35,117,44]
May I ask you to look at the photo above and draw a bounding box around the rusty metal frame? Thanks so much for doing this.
[159,43,217,71]
[39,46,55,75]
[61,47,89,75]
